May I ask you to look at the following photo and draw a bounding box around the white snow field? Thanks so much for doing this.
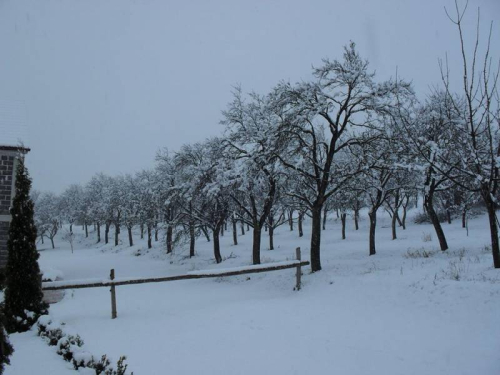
[6,210,500,374]
[7,330,77,375]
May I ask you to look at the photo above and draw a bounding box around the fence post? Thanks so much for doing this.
[110,269,117,319]
[295,247,301,291]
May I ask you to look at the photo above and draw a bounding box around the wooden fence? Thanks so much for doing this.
[42,247,309,319]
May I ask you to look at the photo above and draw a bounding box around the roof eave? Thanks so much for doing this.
[0,145,31,153]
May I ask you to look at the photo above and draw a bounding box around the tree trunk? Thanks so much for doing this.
[269,226,274,250]
[70,224,73,234]
[140,223,144,239]
[447,209,452,224]
[368,209,377,256]
[202,226,211,242]
[114,212,121,246]
[232,218,238,246]
[393,190,403,228]
[97,223,101,243]
[128,226,133,247]
[221,222,224,236]
[482,189,500,268]
[395,213,403,227]
[114,222,120,246]
[462,209,466,228]
[41,235,44,244]
[154,221,159,242]
[240,221,245,236]
[341,213,346,240]
[147,225,152,249]
[288,210,294,231]
[85,223,88,238]
[252,225,262,265]
[189,225,195,257]
[50,237,55,249]
[298,212,304,237]
[310,206,322,272]
[268,215,274,250]
[213,227,222,264]
[391,210,397,240]
[336,208,339,218]
[402,206,407,230]
[322,207,328,230]
[189,217,195,258]
[424,189,448,251]
[354,208,359,231]
[105,222,110,244]
[166,225,173,254]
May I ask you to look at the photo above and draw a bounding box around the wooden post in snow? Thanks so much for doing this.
[295,247,301,291]
[110,269,117,319]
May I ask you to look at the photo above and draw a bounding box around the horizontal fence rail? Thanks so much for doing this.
[42,261,309,291]
[42,247,309,319]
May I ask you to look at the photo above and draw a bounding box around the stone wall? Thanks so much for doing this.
[0,154,15,215]
[0,221,9,270]
[0,151,16,271]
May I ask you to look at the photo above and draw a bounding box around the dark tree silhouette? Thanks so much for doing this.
[4,158,48,333]
[0,305,14,375]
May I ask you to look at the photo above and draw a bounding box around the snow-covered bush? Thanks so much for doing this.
[421,232,432,242]
[0,305,14,375]
[404,248,436,259]
[482,245,492,254]
[57,334,85,362]
[41,268,64,282]
[440,257,470,281]
[413,211,448,225]
[37,317,133,374]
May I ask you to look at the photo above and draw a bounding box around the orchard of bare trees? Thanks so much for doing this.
[33,3,499,271]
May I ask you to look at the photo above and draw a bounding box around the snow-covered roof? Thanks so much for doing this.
[0,99,29,149]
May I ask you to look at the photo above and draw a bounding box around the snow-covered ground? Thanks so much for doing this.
[6,209,500,374]
[7,330,77,375]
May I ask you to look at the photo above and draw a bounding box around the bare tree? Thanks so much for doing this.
[271,42,411,271]
[174,139,230,263]
[222,88,281,264]
[432,2,499,266]
[35,192,60,249]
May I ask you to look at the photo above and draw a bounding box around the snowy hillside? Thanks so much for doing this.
[6,209,500,375]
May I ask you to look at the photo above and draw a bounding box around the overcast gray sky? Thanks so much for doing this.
[0,0,498,193]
